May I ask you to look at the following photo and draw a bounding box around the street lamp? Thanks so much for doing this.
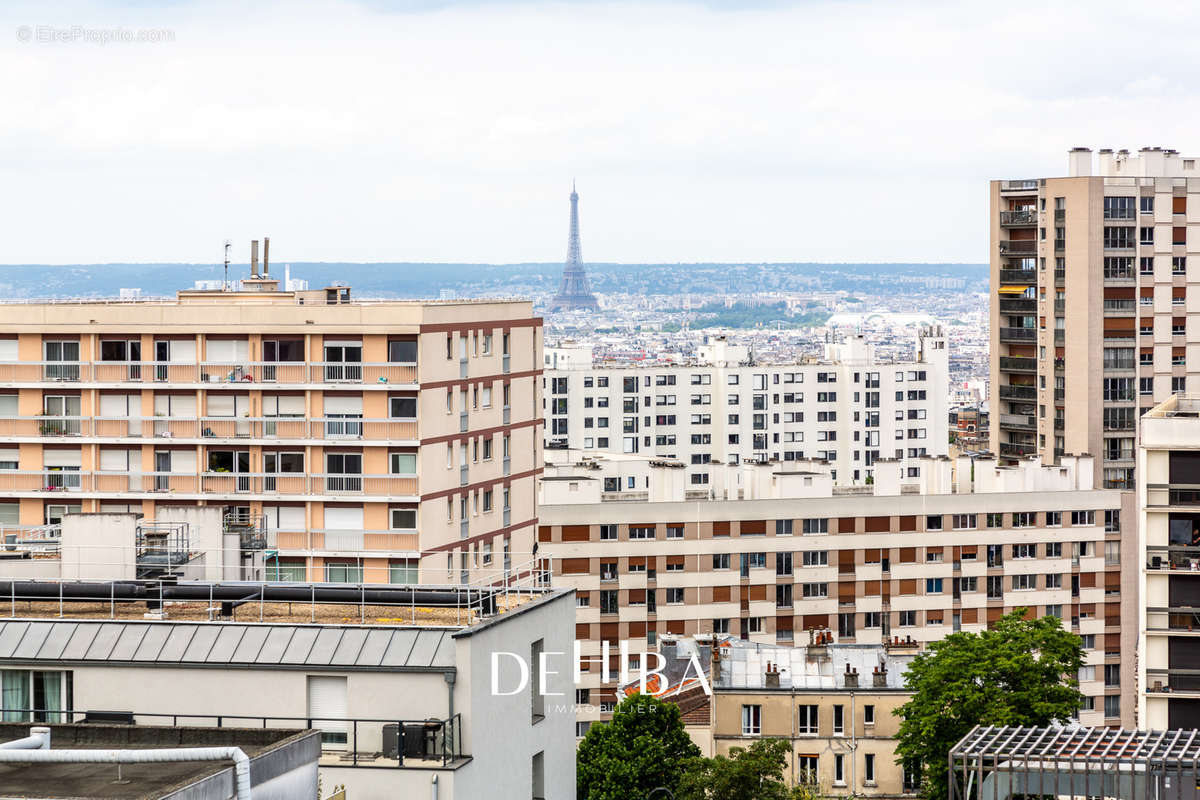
[646,789,676,800]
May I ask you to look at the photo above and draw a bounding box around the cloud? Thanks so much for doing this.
[1,0,1200,265]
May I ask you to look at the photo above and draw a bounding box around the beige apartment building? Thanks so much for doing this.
[991,146,1200,489]
[538,451,1136,730]
[709,637,916,796]
[1139,394,1200,729]
[0,272,542,584]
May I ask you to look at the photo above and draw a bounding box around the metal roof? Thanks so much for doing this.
[0,620,456,672]
[951,725,1200,766]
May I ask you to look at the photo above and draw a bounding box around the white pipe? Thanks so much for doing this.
[432,773,439,800]
[0,726,50,750]
[0,746,251,799]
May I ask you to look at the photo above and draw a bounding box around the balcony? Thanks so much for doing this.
[999,209,1037,226]
[273,528,418,554]
[999,442,1036,457]
[998,413,1036,431]
[1054,238,1065,253]
[1054,268,1065,284]
[998,241,1037,256]
[998,327,1036,344]
[998,298,1036,313]
[1054,209,1065,223]
[998,268,1036,285]
[0,361,420,387]
[1054,330,1065,345]
[0,416,419,443]
[1103,449,1135,463]
[998,384,1036,401]
[1000,180,1038,192]
[502,354,511,374]
[1103,299,1135,315]
[0,470,419,499]
[998,356,1037,373]
[1054,418,1064,431]
[1054,299,1066,313]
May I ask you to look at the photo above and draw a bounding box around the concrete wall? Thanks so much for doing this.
[454,590,577,800]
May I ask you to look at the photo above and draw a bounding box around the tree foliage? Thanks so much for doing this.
[894,609,1084,799]
[677,738,815,800]
[576,693,701,800]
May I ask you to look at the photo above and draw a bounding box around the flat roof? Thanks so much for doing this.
[0,723,314,799]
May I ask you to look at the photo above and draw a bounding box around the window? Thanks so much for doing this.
[986,513,1004,528]
[713,553,731,570]
[834,753,845,785]
[599,524,617,541]
[1046,541,1062,557]
[1071,510,1095,526]
[1011,573,1036,590]
[599,590,618,614]
[899,610,916,626]
[926,578,943,594]
[1012,543,1036,559]
[801,582,828,598]
[952,514,976,530]
[1104,695,1120,718]
[0,669,71,722]
[776,552,793,575]
[325,562,363,583]
[1103,226,1134,248]
[802,518,828,535]
[775,584,792,607]
[629,526,655,540]
[863,612,881,628]
[667,588,684,604]
[863,704,875,725]
[389,560,417,584]
[741,704,761,735]
[865,753,876,784]
[1012,512,1035,528]
[797,704,818,734]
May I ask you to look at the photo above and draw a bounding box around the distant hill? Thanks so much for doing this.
[0,262,987,300]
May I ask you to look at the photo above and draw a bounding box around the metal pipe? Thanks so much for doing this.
[0,726,50,750]
[431,773,439,800]
[0,746,251,799]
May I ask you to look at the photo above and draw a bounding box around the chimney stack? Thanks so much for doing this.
[263,237,270,276]
[250,240,260,277]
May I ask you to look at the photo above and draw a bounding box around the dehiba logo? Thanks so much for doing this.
[490,640,712,697]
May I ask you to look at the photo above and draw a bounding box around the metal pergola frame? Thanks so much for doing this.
[949,725,1200,800]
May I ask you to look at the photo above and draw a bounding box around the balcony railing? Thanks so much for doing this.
[0,470,418,497]
[1103,299,1135,313]
[0,361,419,386]
[1054,238,1065,252]
[998,269,1037,286]
[998,356,1037,372]
[999,442,1035,457]
[999,209,1037,226]
[998,413,1035,431]
[0,416,418,441]
[998,298,1036,313]
[1000,180,1038,192]
[273,528,420,553]
[998,240,1037,256]
[998,384,1036,400]
[0,708,464,770]
[998,327,1036,342]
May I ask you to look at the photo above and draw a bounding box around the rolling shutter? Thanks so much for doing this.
[206,340,249,362]
[264,395,306,416]
[324,396,363,415]
[0,503,18,525]
[324,506,364,530]
[0,340,16,361]
[264,505,306,531]
[43,450,82,468]
[306,676,347,736]
[0,396,16,416]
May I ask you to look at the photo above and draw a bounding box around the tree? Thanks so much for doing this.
[576,693,701,800]
[677,738,815,800]
[894,609,1084,799]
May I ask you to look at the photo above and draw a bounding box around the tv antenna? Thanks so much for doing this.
[223,240,231,291]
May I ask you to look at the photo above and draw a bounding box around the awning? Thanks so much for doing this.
[997,285,1029,294]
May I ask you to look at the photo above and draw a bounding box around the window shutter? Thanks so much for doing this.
[306,676,347,734]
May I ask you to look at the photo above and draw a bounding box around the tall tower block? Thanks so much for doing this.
[549,183,600,312]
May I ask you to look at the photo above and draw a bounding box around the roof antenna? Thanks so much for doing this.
[223,240,231,291]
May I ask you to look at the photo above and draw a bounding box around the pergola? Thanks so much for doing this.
[949,725,1200,800]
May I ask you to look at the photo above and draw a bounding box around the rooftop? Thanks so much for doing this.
[713,636,914,691]
[0,722,315,799]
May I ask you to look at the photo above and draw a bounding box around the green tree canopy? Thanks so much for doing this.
[576,693,701,800]
[677,738,814,800]
[895,609,1084,799]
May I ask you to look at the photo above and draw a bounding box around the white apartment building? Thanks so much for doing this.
[1139,394,1200,729]
[544,329,949,486]
[539,450,1136,731]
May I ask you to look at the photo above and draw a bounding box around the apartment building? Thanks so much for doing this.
[710,636,916,796]
[538,451,1135,730]
[0,582,576,800]
[991,146,1200,489]
[0,272,542,584]
[544,328,949,486]
[1139,394,1200,729]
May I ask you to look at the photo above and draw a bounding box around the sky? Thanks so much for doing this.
[2,0,1200,265]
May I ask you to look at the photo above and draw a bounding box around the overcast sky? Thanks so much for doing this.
[2,0,1199,265]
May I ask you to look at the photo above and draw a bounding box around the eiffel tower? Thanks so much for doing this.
[549,182,599,311]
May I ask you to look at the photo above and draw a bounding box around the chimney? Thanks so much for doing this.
[844,663,859,688]
[263,237,270,276]
[1068,147,1092,177]
[764,660,780,689]
[873,666,888,688]
[250,240,260,277]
